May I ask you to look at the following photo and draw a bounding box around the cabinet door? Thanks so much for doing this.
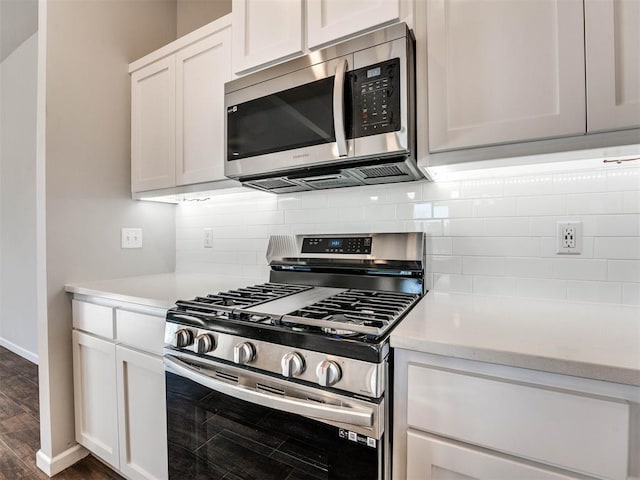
[426,0,585,152]
[116,345,168,480]
[232,0,303,74]
[176,27,232,185]
[585,0,640,132]
[72,331,119,468]
[131,56,176,192]
[307,0,400,49]
[407,431,583,480]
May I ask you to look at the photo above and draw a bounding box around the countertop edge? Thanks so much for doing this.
[65,284,174,310]
[390,336,640,388]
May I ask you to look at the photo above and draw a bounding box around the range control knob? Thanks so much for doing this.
[281,352,305,377]
[195,333,215,354]
[316,360,341,387]
[174,329,194,348]
[233,342,255,365]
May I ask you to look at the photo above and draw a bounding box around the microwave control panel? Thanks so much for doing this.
[351,58,401,138]
[301,237,373,254]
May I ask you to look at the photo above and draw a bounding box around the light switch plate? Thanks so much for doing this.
[121,227,142,249]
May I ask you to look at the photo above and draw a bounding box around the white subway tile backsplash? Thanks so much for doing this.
[175,165,638,305]
[472,276,518,296]
[606,167,640,192]
[427,255,462,274]
[608,260,640,282]
[462,256,505,275]
[594,237,640,259]
[552,171,606,194]
[566,192,623,215]
[552,258,607,281]
[566,281,622,304]
[433,274,473,293]
[622,282,640,305]
[623,191,640,213]
[518,195,566,216]
[504,175,553,196]
[473,198,517,217]
[517,278,566,300]
[453,237,541,257]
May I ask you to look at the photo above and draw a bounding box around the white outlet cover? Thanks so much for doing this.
[556,221,582,254]
[121,227,143,249]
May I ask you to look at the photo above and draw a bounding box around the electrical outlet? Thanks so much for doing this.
[557,221,581,254]
[204,228,213,248]
[121,227,142,249]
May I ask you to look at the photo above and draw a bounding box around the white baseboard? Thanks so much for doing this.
[36,444,89,477]
[0,337,38,364]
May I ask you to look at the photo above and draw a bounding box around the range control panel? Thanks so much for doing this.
[351,58,401,138]
[301,237,373,254]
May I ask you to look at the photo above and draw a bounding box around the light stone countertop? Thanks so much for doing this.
[65,273,259,310]
[391,292,640,386]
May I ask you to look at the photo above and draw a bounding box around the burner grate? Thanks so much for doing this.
[175,283,313,313]
[283,289,420,336]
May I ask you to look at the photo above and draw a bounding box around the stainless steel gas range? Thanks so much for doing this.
[163,232,425,480]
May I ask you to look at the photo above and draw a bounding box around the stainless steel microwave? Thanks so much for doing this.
[224,23,421,193]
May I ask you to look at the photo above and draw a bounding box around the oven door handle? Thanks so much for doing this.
[164,356,374,428]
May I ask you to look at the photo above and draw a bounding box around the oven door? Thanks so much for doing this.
[225,55,355,180]
[165,353,387,480]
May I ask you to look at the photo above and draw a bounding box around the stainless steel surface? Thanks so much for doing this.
[266,232,425,264]
[164,322,387,397]
[334,58,349,157]
[224,22,422,192]
[165,354,381,437]
[317,360,342,387]
[248,286,345,316]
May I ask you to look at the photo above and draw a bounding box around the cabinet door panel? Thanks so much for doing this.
[407,431,582,480]
[585,0,640,132]
[131,57,176,192]
[72,331,119,468]
[426,0,585,152]
[116,345,168,480]
[232,0,303,73]
[176,27,232,185]
[307,0,400,49]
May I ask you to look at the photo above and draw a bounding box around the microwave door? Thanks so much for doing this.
[225,55,354,180]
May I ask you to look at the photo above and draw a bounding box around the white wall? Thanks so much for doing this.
[37,0,177,473]
[176,164,640,305]
[0,33,38,361]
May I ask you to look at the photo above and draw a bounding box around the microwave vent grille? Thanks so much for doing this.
[248,178,298,190]
[357,164,407,179]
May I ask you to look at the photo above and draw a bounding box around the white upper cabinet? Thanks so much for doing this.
[232,0,303,73]
[176,27,232,185]
[426,0,586,152]
[585,0,640,132]
[307,0,400,49]
[131,57,176,192]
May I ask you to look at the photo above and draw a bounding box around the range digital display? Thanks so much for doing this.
[302,237,372,254]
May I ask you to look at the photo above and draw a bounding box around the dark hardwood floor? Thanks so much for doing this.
[0,345,123,479]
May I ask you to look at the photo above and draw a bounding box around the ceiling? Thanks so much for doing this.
[0,0,38,63]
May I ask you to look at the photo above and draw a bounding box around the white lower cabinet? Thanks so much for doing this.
[116,345,167,480]
[72,300,168,480]
[407,432,583,480]
[72,330,119,468]
[393,349,637,480]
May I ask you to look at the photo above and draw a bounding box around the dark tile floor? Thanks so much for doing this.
[0,345,123,479]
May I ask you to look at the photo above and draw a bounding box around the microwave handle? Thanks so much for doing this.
[164,355,373,427]
[333,58,349,157]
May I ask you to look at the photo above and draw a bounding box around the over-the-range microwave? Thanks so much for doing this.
[224,23,421,194]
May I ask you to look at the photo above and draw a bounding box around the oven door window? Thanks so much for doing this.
[227,76,341,161]
[166,371,379,480]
